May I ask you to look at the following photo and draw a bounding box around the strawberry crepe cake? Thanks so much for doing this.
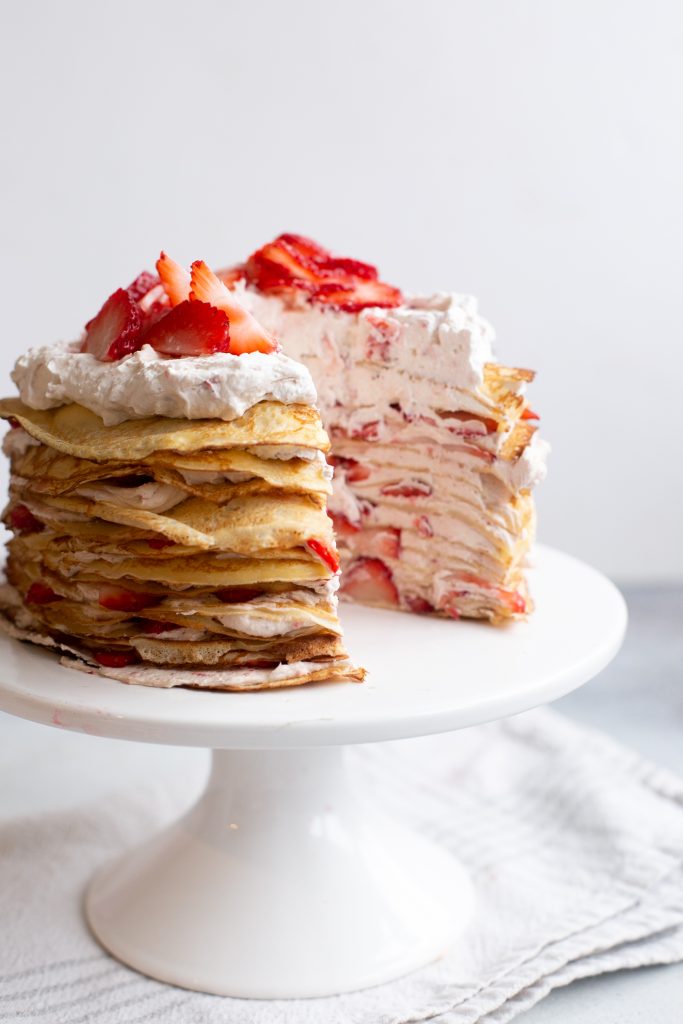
[0,235,548,693]
[219,235,549,623]
[0,257,365,690]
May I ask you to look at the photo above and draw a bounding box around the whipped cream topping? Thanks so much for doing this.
[12,342,317,425]
[241,285,496,433]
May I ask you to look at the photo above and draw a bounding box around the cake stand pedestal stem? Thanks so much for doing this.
[86,744,474,998]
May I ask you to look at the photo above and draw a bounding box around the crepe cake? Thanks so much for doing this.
[211,235,550,623]
[0,255,365,690]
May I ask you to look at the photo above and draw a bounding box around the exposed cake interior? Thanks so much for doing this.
[222,235,549,623]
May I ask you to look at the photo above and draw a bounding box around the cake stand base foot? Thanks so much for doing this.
[85,746,474,998]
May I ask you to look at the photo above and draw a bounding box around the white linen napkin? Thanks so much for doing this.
[1,706,683,1024]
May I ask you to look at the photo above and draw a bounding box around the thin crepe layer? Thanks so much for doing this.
[0,399,329,460]
[11,443,331,498]
[7,486,333,555]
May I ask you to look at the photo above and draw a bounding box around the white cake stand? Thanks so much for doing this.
[0,546,626,999]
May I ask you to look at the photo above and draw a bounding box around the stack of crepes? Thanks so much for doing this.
[0,255,364,690]
[217,234,551,623]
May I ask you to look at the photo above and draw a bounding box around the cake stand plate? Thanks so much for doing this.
[0,546,627,998]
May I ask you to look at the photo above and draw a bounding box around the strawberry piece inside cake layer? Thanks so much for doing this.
[219,235,549,624]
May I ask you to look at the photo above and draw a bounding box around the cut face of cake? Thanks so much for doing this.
[216,235,549,623]
[0,256,364,690]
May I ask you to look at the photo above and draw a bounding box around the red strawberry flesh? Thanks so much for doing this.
[320,256,378,280]
[277,234,333,262]
[306,538,340,573]
[9,504,44,534]
[142,300,230,357]
[156,252,191,306]
[311,278,402,312]
[245,234,403,311]
[189,260,278,354]
[216,264,247,287]
[26,582,61,604]
[380,480,432,499]
[82,288,144,362]
[328,512,361,537]
[342,558,399,606]
[345,460,370,483]
[93,649,140,668]
[98,586,161,612]
[127,271,160,303]
[405,595,434,614]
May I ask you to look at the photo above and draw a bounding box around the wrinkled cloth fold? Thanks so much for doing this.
[2,707,683,1024]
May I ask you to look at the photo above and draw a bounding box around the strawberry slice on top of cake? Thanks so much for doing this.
[216,234,549,624]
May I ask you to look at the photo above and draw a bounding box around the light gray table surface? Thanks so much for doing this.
[0,585,681,1021]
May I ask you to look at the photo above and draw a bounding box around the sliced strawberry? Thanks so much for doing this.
[440,410,498,435]
[216,587,262,603]
[521,408,540,421]
[311,278,402,313]
[156,252,191,306]
[306,538,340,573]
[502,590,527,614]
[93,649,140,668]
[82,288,143,362]
[277,233,333,262]
[246,238,320,292]
[447,572,527,615]
[143,300,230,357]
[190,260,278,354]
[98,585,161,612]
[136,619,181,634]
[345,460,370,483]
[8,417,21,429]
[320,256,378,280]
[139,299,171,331]
[405,594,434,614]
[329,512,361,538]
[9,504,44,534]
[368,527,400,559]
[350,421,380,442]
[147,536,176,550]
[415,515,434,538]
[251,235,377,284]
[348,526,401,560]
[342,558,399,606]
[26,582,61,604]
[127,271,160,303]
[245,234,403,311]
[380,480,432,499]
[216,264,247,287]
